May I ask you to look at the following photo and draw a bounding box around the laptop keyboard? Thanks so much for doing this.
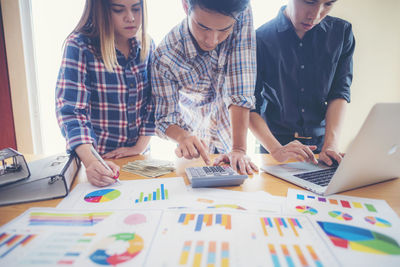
[294,168,337,186]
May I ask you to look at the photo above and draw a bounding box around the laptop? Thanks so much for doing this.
[261,103,400,195]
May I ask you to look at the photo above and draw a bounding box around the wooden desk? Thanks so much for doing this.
[1,154,399,226]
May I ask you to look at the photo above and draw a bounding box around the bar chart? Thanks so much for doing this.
[260,217,303,237]
[134,183,169,203]
[267,243,324,267]
[0,232,37,259]
[28,211,113,227]
[17,232,96,266]
[178,240,229,267]
[295,193,378,212]
[178,213,232,232]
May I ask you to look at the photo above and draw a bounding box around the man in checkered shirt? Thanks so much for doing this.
[152,0,258,174]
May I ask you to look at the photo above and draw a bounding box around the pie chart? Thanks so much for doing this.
[296,205,318,215]
[89,233,144,265]
[317,221,400,255]
[328,211,353,221]
[365,216,391,228]
[84,189,121,203]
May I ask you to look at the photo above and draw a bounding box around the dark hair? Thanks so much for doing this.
[187,0,249,17]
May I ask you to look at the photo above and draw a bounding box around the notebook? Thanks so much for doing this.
[261,103,400,195]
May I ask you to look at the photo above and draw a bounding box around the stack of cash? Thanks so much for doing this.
[122,159,175,178]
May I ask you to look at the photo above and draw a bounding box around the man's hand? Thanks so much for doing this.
[175,135,211,165]
[103,147,141,159]
[319,145,344,166]
[270,140,318,164]
[213,150,258,175]
[85,160,120,187]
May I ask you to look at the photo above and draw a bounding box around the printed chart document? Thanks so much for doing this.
[285,189,400,266]
[57,177,189,209]
[146,210,339,267]
[0,208,162,267]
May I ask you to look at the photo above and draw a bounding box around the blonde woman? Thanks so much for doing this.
[56,0,154,187]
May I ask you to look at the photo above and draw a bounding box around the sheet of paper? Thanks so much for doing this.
[285,189,400,266]
[146,209,339,266]
[0,208,162,267]
[57,177,189,209]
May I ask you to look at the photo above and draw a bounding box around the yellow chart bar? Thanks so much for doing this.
[293,245,308,267]
[260,218,268,236]
[179,241,191,265]
[193,241,204,267]
[221,242,229,267]
[273,218,283,236]
[288,218,299,237]
[222,214,227,228]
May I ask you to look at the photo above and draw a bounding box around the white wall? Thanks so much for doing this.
[331,0,400,150]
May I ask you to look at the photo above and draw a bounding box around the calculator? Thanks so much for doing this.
[185,166,248,188]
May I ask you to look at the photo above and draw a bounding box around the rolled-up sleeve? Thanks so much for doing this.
[224,6,256,110]
[55,38,96,152]
[328,23,355,103]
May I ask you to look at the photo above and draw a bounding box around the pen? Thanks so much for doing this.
[90,146,121,183]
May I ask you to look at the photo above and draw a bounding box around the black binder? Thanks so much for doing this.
[0,153,81,206]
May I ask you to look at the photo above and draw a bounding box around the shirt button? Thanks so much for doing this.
[300,65,305,69]
[301,88,304,92]
[299,42,303,47]
[301,108,305,113]
[129,83,134,88]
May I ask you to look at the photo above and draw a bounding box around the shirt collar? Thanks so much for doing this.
[276,5,328,33]
[276,6,292,33]
[181,19,201,60]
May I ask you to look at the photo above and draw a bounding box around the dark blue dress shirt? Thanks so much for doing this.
[253,6,355,151]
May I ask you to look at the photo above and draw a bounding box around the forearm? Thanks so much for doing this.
[229,105,250,152]
[165,124,191,143]
[249,112,282,153]
[132,136,152,153]
[323,98,347,149]
[75,143,98,167]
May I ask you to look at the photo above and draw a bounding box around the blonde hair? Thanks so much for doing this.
[73,0,150,71]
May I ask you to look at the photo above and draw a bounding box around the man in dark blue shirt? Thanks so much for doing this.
[250,0,355,166]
